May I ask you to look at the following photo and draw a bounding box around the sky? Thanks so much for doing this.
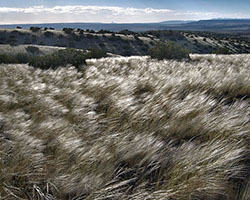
[0,0,250,24]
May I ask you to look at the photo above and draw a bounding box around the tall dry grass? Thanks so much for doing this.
[0,54,249,199]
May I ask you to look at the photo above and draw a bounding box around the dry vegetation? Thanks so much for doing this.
[0,54,250,199]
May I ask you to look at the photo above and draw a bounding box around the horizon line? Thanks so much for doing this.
[1,18,250,26]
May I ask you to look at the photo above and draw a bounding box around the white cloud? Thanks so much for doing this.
[0,5,249,24]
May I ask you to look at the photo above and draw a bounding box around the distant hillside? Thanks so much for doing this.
[158,19,250,33]
[0,27,250,57]
[0,22,165,32]
[1,19,250,33]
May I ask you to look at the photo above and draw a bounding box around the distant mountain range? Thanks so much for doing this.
[1,19,250,33]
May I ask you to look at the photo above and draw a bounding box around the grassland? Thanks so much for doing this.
[0,54,249,199]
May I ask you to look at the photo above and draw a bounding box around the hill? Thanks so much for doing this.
[0,27,250,58]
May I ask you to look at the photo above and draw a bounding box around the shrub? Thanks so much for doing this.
[148,41,190,60]
[15,53,30,63]
[213,47,230,54]
[44,31,54,37]
[29,48,87,69]
[58,34,64,39]
[99,43,105,47]
[63,28,74,34]
[0,54,17,64]
[26,46,40,54]
[86,48,107,59]
[30,27,41,32]
[72,33,81,41]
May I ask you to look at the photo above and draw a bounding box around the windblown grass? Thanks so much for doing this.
[0,54,249,199]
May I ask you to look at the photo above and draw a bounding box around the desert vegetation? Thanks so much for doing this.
[0,54,249,199]
[148,41,190,60]
[0,47,107,69]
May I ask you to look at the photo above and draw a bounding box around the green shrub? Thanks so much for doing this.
[148,41,190,60]
[0,53,30,64]
[0,54,17,64]
[29,48,87,69]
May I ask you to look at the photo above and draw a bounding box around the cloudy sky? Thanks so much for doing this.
[0,0,250,24]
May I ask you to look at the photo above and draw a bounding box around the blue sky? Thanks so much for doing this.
[0,0,250,24]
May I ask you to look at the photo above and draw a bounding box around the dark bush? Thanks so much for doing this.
[72,34,81,41]
[148,41,190,60]
[99,43,105,47]
[44,31,54,37]
[58,34,64,39]
[29,48,87,69]
[0,54,17,64]
[63,28,74,34]
[15,53,30,63]
[30,27,41,32]
[213,47,230,55]
[86,48,107,59]
[26,46,40,54]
